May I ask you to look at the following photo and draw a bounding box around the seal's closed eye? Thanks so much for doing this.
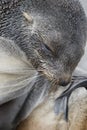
[44,43,54,53]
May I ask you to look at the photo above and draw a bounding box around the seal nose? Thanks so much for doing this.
[58,76,71,86]
[58,80,70,86]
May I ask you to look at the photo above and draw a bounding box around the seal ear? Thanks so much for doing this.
[22,11,33,23]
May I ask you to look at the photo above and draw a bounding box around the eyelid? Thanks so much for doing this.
[39,33,55,54]
[44,43,52,52]
[44,42,54,53]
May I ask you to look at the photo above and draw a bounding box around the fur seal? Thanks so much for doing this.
[0,0,87,130]
[0,0,87,86]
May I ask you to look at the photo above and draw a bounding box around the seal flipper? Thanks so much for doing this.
[55,76,87,121]
[55,97,67,115]
[54,96,69,121]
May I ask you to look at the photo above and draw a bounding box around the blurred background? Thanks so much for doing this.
[80,0,87,15]
[75,0,87,72]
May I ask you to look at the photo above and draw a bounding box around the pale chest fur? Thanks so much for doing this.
[17,87,87,130]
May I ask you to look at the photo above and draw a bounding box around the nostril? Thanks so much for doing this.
[59,80,70,86]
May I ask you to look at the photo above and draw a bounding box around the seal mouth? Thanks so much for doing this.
[38,63,71,85]
[54,75,87,121]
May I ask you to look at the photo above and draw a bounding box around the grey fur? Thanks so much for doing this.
[0,0,87,78]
